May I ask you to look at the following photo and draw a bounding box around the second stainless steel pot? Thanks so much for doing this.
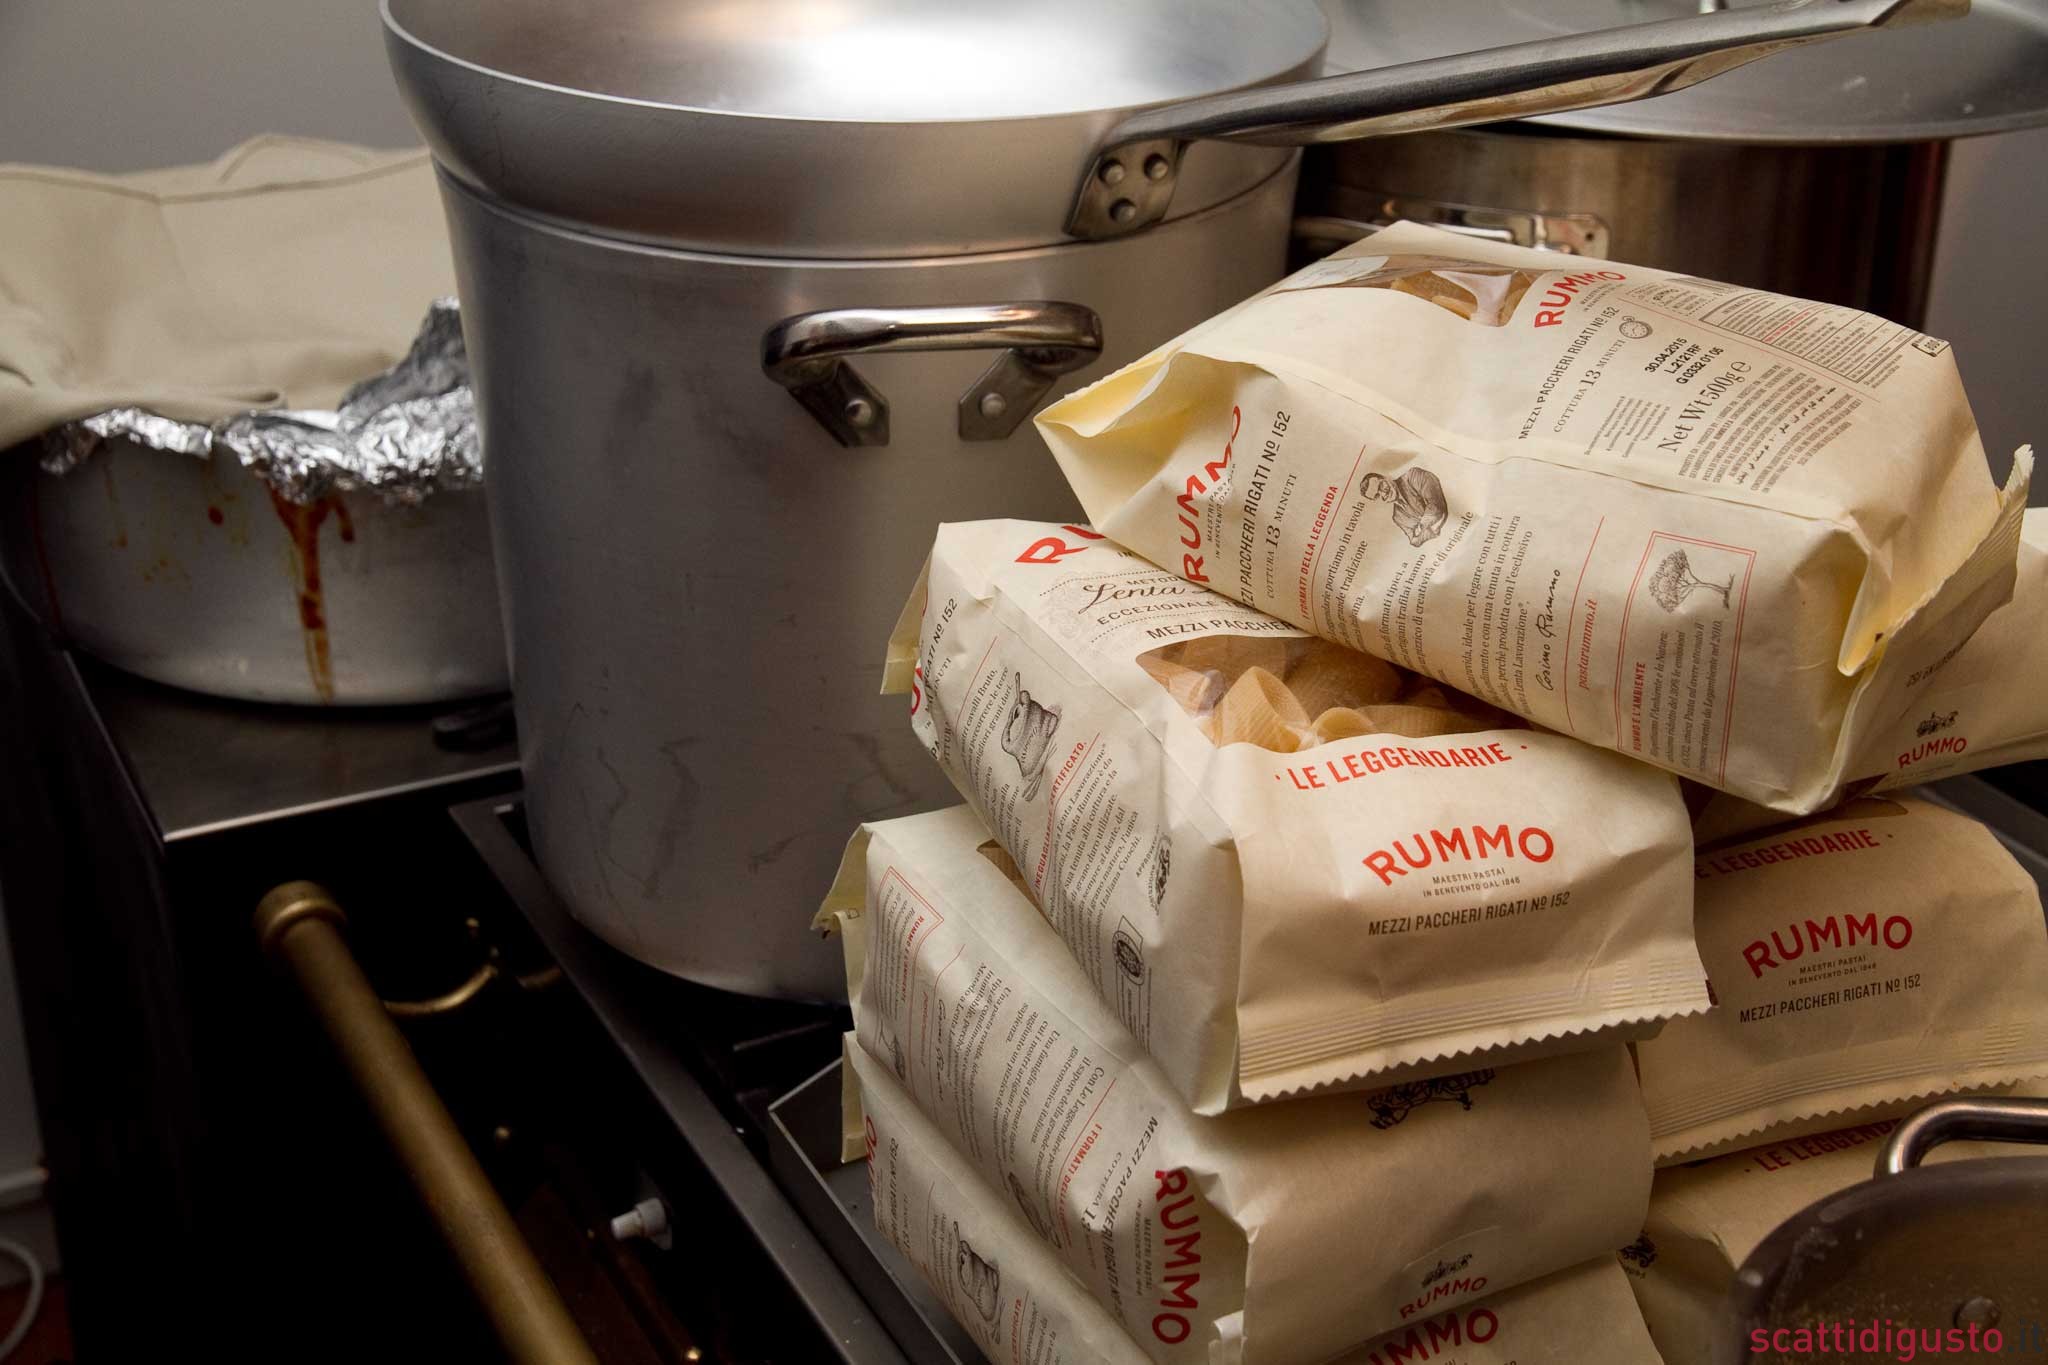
[1298,127,1948,324]
[1306,0,2048,324]
[0,444,506,706]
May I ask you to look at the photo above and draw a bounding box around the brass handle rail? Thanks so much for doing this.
[255,882,600,1365]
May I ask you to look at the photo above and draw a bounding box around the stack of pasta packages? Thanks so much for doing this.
[813,223,2048,1365]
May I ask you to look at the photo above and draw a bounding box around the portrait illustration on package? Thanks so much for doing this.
[1362,466,1449,548]
[884,521,1709,1111]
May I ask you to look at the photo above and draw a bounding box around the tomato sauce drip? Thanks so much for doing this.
[267,488,353,702]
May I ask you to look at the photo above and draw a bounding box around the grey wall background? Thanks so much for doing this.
[0,0,422,1290]
[0,0,420,167]
[1926,125,2048,491]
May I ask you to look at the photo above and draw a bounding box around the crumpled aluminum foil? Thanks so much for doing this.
[39,298,481,506]
[40,407,214,471]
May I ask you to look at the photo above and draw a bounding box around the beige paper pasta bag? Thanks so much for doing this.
[1635,796,2048,1162]
[1695,507,2048,845]
[1623,1104,2047,1365]
[884,520,1705,1112]
[854,1043,1662,1365]
[1331,1259,1665,1365]
[1035,221,2033,813]
[821,806,1654,1364]
[852,1039,1153,1365]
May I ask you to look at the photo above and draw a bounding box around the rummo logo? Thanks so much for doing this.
[1396,1278,1493,1325]
[1167,405,1241,585]
[1015,524,1105,565]
[1532,269,1627,327]
[1149,1169,1206,1346]
[1362,823,1555,886]
[1897,734,1967,770]
[1742,913,1914,978]
[1363,1303,1501,1360]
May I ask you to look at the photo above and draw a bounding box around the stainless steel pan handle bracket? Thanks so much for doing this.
[1068,0,1963,239]
[1877,1095,2048,1177]
[762,302,1104,447]
[1293,206,1610,258]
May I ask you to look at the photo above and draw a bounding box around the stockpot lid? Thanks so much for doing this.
[380,0,1326,257]
[1322,0,2048,143]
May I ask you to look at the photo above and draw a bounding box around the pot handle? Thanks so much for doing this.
[762,302,1104,448]
[1068,0,1961,238]
[1877,1096,2048,1177]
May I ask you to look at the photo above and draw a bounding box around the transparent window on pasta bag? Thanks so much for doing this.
[1136,634,1516,753]
[1277,253,1541,327]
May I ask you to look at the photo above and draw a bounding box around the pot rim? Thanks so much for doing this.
[379,0,1327,131]
[431,154,1301,266]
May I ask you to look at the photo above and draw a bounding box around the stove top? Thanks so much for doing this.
[449,795,969,1365]
[21,623,2048,1364]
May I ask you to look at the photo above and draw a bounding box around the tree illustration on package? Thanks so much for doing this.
[1648,549,1733,612]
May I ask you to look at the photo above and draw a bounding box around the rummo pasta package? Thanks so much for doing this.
[820,805,1655,1365]
[1695,507,2048,844]
[854,1042,1152,1365]
[1635,796,2048,1162]
[1333,1259,1665,1365]
[884,519,1705,1111]
[856,1043,1661,1365]
[1623,1104,2048,1365]
[1035,221,2034,812]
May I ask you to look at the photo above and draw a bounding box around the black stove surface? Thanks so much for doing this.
[448,795,914,1365]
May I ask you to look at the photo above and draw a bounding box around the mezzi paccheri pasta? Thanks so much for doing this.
[1634,795,2048,1162]
[821,805,1655,1363]
[1694,506,2048,843]
[854,1036,1664,1365]
[883,520,1706,1110]
[1035,221,2033,812]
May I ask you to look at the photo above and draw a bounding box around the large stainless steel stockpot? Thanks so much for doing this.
[386,0,1949,997]
[436,172,1289,995]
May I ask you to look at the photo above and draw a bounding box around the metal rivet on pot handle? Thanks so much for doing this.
[1067,0,1964,239]
[1876,1095,2048,1177]
[761,302,1104,447]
